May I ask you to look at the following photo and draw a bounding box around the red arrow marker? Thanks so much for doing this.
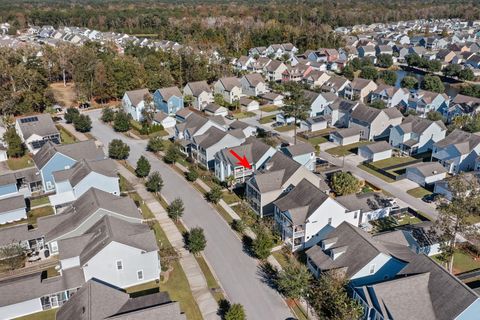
[229,149,252,169]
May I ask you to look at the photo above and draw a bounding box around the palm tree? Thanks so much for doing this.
[281,81,311,144]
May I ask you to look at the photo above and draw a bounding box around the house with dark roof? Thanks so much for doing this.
[49,158,119,212]
[213,77,243,104]
[305,222,412,285]
[56,279,186,320]
[245,152,325,217]
[335,192,397,226]
[273,179,355,251]
[320,75,351,96]
[122,88,151,122]
[349,104,403,141]
[33,140,105,193]
[15,114,60,154]
[281,143,316,171]
[443,93,480,121]
[153,86,184,115]
[300,115,328,132]
[174,112,226,151]
[324,98,360,127]
[183,80,213,110]
[406,162,448,187]
[204,103,228,117]
[263,60,288,82]
[432,129,480,173]
[344,78,378,102]
[240,73,268,97]
[370,85,409,108]
[389,115,447,155]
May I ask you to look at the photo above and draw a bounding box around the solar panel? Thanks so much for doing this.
[20,116,39,124]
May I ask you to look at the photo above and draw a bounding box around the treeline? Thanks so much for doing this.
[2,1,480,56]
[0,42,230,116]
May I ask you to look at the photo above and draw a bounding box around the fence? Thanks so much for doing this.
[362,157,424,181]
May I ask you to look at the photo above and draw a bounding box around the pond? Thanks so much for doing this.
[395,69,461,97]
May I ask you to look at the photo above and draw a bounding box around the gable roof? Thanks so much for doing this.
[350,78,375,90]
[242,73,265,87]
[178,113,209,136]
[407,162,447,177]
[359,141,392,154]
[52,158,117,187]
[434,129,480,155]
[158,86,182,101]
[125,89,150,107]
[217,136,272,168]
[185,81,211,96]
[397,115,447,134]
[33,140,105,169]
[282,143,315,157]
[335,192,393,213]
[0,194,25,213]
[193,126,231,149]
[218,77,241,91]
[16,114,59,140]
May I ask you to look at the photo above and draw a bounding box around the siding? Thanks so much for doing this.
[0,183,18,197]
[0,208,27,225]
[0,298,43,320]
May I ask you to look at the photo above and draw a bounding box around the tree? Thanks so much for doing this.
[426,60,442,72]
[369,99,386,110]
[0,243,26,271]
[187,227,206,255]
[135,155,151,178]
[400,76,418,90]
[186,169,199,182]
[73,114,92,132]
[231,219,246,233]
[309,272,363,320]
[378,70,397,86]
[141,93,155,126]
[458,69,475,81]
[108,139,130,160]
[147,136,164,152]
[101,107,115,123]
[64,107,80,123]
[3,127,26,158]
[164,143,182,164]
[342,65,354,81]
[225,303,246,320]
[277,259,312,299]
[331,172,362,196]
[422,75,445,93]
[432,174,480,273]
[426,111,443,121]
[206,185,223,204]
[443,64,462,77]
[252,227,274,260]
[359,66,378,80]
[167,198,184,222]
[377,54,393,68]
[145,171,164,194]
[282,81,311,144]
[113,110,131,132]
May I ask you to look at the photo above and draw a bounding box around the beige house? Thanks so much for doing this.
[214,77,243,104]
[183,81,213,110]
[344,78,378,102]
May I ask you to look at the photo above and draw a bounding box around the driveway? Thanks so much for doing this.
[86,109,293,320]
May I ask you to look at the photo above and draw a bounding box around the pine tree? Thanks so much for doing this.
[108,139,130,160]
[187,227,206,255]
[135,155,151,178]
[145,171,163,195]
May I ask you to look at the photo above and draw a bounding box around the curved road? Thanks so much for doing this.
[87,109,293,320]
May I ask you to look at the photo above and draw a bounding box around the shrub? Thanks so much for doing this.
[206,186,223,204]
[108,139,130,160]
[186,169,199,182]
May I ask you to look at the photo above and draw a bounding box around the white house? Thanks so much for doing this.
[204,103,228,117]
[349,104,403,141]
[329,128,361,146]
[406,162,447,187]
[0,195,26,225]
[183,81,213,110]
[335,192,397,225]
[122,88,151,122]
[370,85,409,108]
[153,111,176,128]
[358,141,393,162]
[300,116,328,132]
[281,143,316,171]
[239,97,260,112]
[214,77,243,104]
[432,129,480,173]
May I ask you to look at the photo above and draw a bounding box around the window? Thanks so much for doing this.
[50,242,58,253]
[327,218,332,225]
[354,212,358,219]
[369,264,376,274]
[116,260,123,270]
[137,270,144,280]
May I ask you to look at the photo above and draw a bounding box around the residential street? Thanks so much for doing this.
[86,109,293,320]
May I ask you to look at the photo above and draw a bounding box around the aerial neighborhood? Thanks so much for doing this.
[1,5,480,320]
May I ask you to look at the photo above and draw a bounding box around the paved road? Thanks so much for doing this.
[86,109,293,320]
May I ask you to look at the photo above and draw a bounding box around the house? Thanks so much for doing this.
[324,99,359,127]
[240,73,268,97]
[310,92,338,115]
[191,126,244,169]
[174,112,225,143]
[282,63,313,82]
[443,94,480,121]
[204,103,228,117]
[239,97,260,112]
[0,172,19,199]
[344,78,378,102]
[357,45,376,58]
[335,192,397,225]
[183,81,213,110]
[329,128,361,146]
[153,86,184,115]
[15,114,60,154]
[354,254,480,320]
[122,88,151,122]
[436,48,457,63]
[274,179,357,251]
[322,48,340,62]
[406,162,448,187]
[305,222,412,285]
[234,55,255,71]
[349,104,403,141]
[245,152,325,217]
[259,92,284,106]
[249,46,267,57]
[300,116,328,132]
[303,70,331,88]
[214,137,276,183]
[465,53,480,68]
[432,129,480,173]
[229,120,257,137]
[281,143,316,171]
[375,45,393,56]
[49,158,119,212]
[56,279,185,320]
[152,111,176,128]
[434,172,480,200]
[358,141,393,162]
[175,108,194,123]
[370,85,409,108]
[408,90,449,116]
[320,76,351,96]
[214,77,243,104]
[389,115,447,155]
[263,60,288,82]
[0,195,26,225]
[32,140,105,193]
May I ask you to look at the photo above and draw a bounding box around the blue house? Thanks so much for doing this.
[407,90,449,117]
[33,140,105,193]
[0,173,18,198]
[153,86,184,115]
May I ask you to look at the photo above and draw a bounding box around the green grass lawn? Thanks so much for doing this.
[407,187,432,198]
[259,115,276,124]
[57,125,77,144]
[260,105,279,112]
[129,192,154,219]
[275,124,296,132]
[326,141,372,157]
[30,196,50,207]
[432,250,480,274]
[7,154,34,170]
[371,156,417,169]
[222,191,241,205]
[28,206,54,226]
[14,309,57,320]
[119,174,134,192]
[370,213,422,233]
[232,111,256,119]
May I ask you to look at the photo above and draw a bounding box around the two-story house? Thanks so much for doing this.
[240,73,268,97]
[15,114,60,154]
[432,129,480,173]
[281,143,316,171]
[389,115,447,155]
[183,81,214,111]
[273,179,355,251]
[344,78,378,102]
[349,104,403,141]
[214,77,243,104]
[303,70,331,88]
[370,85,409,108]
[320,76,351,96]
[263,60,288,82]
[324,98,360,128]
[122,88,151,122]
[335,192,397,226]
[153,86,184,115]
[408,90,449,117]
[32,140,105,193]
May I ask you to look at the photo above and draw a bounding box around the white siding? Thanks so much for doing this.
[0,208,27,225]
[0,298,43,320]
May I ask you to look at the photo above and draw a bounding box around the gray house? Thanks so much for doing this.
[349,104,403,141]
[15,114,60,154]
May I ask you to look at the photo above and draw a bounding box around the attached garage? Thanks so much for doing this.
[358,141,393,162]
[406,162,447,187]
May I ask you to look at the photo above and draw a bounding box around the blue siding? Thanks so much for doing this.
[154,90,184,115]
[0,183,17,197]
[41,153,77,192]
[457,299,480,320]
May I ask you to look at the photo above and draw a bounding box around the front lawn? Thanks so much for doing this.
[129,192,154,219]
[232,111,256,119]
[7,154,34,170]
[407,187,432,198]
[371,156,417,169]
[326,141,372,157]
[259,114,276,124]
[30,196,50,207]
[57,125,77,144]
[260,105,279,112]
[195,256,224,302]
[275,124,296,132]
[222,191,241,205]
[28,206,54,226]
[14,309,57,320]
